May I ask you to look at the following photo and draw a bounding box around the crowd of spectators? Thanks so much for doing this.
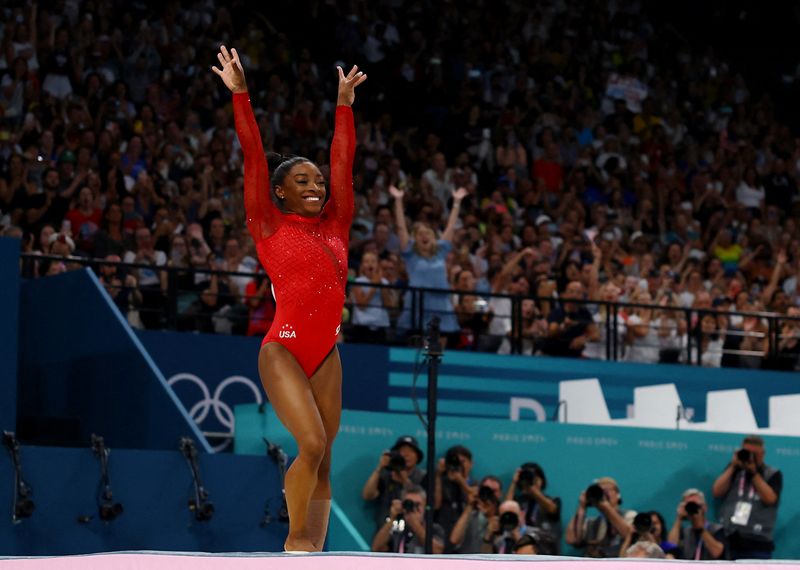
[361,434,782,559]
[1,0,799,369]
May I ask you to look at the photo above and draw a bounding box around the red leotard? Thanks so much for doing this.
[233,92,354,377]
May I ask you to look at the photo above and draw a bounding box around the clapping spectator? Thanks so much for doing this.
[541,281,598,358]
[123,226,166,329]
[350,251,397,343]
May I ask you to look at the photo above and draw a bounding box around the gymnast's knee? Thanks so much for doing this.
[298,431,327,465]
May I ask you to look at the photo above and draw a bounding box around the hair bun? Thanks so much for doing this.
[267,152,294,172]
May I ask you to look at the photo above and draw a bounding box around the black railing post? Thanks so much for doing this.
[612,304,619,360]
[418,290,426,337]
[768,315,777,361]
[512,294,522,355]
[691,310,700,366]
[166,266,178,330]
[410,288,418,332]
[604,303,612,361]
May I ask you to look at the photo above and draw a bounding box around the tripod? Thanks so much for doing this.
[422,318,443,555]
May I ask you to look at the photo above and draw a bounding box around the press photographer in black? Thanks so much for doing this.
[504,462,562,554]
[370,485,445,554]
[362,436,426,532]
[667,488,726,560]
[566,476,633,557]
[449,476,502,554]
[712,435,782,559]
[434,445,475,551]
[482,500,539,554]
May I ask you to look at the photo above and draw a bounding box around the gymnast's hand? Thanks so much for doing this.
[337,64,367,107]
[211,45,247,93]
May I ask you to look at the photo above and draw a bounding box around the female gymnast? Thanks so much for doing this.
[212,46,366,552]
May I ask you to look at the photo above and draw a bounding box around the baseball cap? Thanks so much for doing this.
[391,435,423,463]
[535,215,552,226]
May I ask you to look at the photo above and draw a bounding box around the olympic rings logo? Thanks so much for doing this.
[167,373,264,452]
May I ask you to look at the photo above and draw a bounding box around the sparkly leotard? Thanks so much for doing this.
[233,92,354,377]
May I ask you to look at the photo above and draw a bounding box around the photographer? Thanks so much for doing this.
[434,445,475,552]
[504,462,562,554]
[711,435,782,559]
[371,485,445,554]
[667,488,726,560]
[362,436,426,531]
[620,512,666,558]
[482,500,538,554]
[566,477,634,557]
[449,476,502,554]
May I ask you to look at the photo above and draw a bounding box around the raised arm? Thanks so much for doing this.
[213,46,278,241]
[389,185,410,251]
[441,187,468,242]
[324,66,366,234]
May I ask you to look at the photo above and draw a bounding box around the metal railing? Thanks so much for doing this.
[19,253,800,370]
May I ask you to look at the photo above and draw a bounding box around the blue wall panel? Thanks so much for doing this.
[138,331,800,433]
[0,238,20,432]
[17,269,208,451]
[0,445,285,555]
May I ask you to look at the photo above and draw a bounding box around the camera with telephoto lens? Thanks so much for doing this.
[445,449,462,473]
[402,499,418,513]
[478,485,499,505]
[585,483,605,506]
[633,512,652,535]
[737,449,752,463]
[685,501,701,516]
[386,451,406,473]
[518,468,536,487]
[499,511,519,532]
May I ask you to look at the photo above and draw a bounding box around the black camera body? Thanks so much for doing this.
[445,449,463,472]
[518,469,536,487]
[737,448,752,463]
[499,511,519,532]
[633,512,652,534]
[478,484,499,505]
[402,498,418,513]
[386,450,407,473]
[684,501,701,516]
[585,483,605,506]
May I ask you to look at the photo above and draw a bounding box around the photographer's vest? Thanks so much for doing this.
[718,466,779,543]
[583,509,634,558]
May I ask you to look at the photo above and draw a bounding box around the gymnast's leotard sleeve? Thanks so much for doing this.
[322,105,356,237]
[233,91,279,241]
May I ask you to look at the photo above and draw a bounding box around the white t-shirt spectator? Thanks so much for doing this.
[422,168,455,207]
[352,276,390,328]
[124,250,167,286]
[231,255,258,298]
[0,74,25,119]
[736,181,765,209]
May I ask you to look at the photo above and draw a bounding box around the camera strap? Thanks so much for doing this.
[736,472,755,500]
